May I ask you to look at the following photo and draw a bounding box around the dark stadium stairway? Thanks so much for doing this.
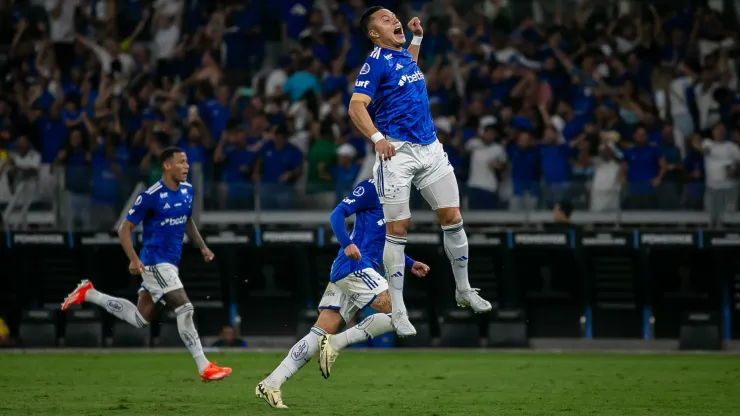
[586,252,642,338]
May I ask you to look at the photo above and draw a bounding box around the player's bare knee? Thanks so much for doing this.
[164,288,190,310]
[436,207,462,226]
[315,309,344,334]
[370,291,393,314]
[386,219,409,237]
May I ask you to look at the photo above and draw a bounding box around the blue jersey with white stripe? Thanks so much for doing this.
[353,46,437,145]
[329,179,386,283]
[125,180,194,266]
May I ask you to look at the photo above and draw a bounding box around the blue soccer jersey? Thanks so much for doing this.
[125,180,194,267]
[329,179,387,282]
[353,46,437,145]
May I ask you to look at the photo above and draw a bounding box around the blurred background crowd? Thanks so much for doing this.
[0,0,739,231]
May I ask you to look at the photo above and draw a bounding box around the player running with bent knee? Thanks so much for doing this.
[348,7,492,337]
[62,147,231,381]
[256,179,430,409]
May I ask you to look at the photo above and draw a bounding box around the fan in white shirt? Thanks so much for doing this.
[466,125,507,208]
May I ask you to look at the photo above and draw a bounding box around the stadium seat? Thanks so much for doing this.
[111,321,151,348]
[487,309,528,348]
[19,309,57,348]
[679,311,722,351]
[395,309,432,347]
[156,310,183,347]
[440,309,480,348]
[295,308,319,341]
[64,309,103,348]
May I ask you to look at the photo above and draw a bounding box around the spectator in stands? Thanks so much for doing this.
[306,120,337,209]
[508,129,540,211]
[333,143,360,204]
[57,128,91,230]
[698,123,740,224]
[539,125,574,209]
[548,200,574,230]
[283,58,322,103]
[659,125,683,210]
[683,133,706,211]
[90,142,121,230]
[590,142,621,212]
[211,325,247,348]
[621,126,665,209]
[45,0,79,74]
[8,135,41,208]
[214,125,255,210]
[253,124,303,210]
[466,125,506,210]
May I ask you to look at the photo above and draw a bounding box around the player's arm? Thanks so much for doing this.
[120,193,150,274]
[405,255,430,277]
[406,17,423,63]
[186,217,214,262]
[348,57,396,160]
[329,182,376,260]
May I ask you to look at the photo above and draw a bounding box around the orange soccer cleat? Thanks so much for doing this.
[200,362,232,382]
[61,280,94,311]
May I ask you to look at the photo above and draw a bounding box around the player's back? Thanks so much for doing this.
[329,179,386,282]
[126,180,194,267]
[353,46,436,145]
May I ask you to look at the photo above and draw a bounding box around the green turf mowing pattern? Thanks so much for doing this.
[1,351,738,415]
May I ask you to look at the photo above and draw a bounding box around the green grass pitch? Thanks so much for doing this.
[1,351,738,415]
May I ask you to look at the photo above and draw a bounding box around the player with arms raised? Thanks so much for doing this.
[348,7,492,336]
[255,178,430,409]
[62,147,232,381]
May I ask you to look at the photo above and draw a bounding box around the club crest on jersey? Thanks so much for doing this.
[160,192,168,199]
[384,54,392,60]
[181,188,187,194]
[359,63,370,75]
[134,196,142,206]
[353,186,365,197]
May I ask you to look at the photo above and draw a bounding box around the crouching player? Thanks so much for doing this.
[256,178,430,408]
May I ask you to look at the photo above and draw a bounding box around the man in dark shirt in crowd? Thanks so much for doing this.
[211,325,247,348]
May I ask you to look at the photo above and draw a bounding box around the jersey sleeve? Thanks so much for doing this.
[336,181,377,216]
[125,192,153,226]
[352,52,385,99]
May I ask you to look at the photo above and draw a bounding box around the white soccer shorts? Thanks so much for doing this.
[318,268,388,323]
[137,263,184,303]
[372,138,455,206]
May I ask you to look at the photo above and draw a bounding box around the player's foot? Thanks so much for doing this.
[200,362,232,381]
[392,310,417,337]
[255,381,288,409]
[61,279,94,311]
[455,288,492,313]
[318,334,339,379]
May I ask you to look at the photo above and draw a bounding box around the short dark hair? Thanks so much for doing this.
[160,147,185,165]
[556,201,573,218]
[360,6,383,38]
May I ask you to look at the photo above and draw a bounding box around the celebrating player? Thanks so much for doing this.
[348,7,492,337]
[256,179,430,409]
[62,147,232,381]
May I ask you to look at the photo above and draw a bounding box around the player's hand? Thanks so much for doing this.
[375,139,396,161]
[344,244,362,261]
[410,262,430,277]
[129,259,145,275]
[407,17,423,37]
[201,247,215,263]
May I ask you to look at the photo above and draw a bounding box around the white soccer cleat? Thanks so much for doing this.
[255,381,288,409]
[392,311,417,337]
[318,334,339,379]
[456,288,492,313]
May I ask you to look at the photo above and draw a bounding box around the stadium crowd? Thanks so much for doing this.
[0,0,739,230]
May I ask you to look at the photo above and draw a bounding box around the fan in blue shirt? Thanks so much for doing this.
[257,179,430,409]
[62,147,232,382]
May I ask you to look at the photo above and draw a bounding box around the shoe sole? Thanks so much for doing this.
[318,336,331,380]
[201,371,232,382]
[456,302,493,314]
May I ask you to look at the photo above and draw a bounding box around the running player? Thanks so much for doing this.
[348,7,492,337]
[255,179,430,409]
[61,147,232,381]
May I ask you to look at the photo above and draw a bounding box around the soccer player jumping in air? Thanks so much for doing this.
[256,179,430,409]
[348,7,492,337]
[62,147,232,382]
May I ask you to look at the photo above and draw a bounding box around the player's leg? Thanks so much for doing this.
[373,147,417,336]
[318,269,395,378]
[418,167,492,313]
[257,284,351,408]
[61,280,150,328]
[156,264,231,381]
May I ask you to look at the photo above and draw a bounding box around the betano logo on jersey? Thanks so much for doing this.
[160,215,187,226]
[398,70,424,86]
